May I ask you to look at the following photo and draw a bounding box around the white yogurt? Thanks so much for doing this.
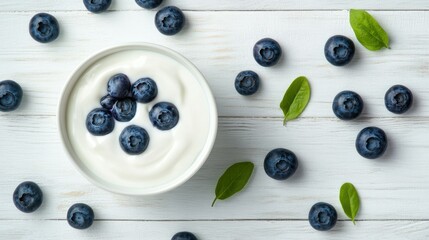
[66,49,211,190]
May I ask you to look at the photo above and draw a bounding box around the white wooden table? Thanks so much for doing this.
[1,1,429,239]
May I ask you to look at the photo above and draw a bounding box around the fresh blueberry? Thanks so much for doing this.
[100,95,117,110]
[135,0,163,9]
[107,73,131,99]
[384,85,413,114]
[83,0,112,13]
[67,203,94,230]
[112,98,137,122]
[235,71,260,96]
[0,80,23,112]
[29,13,60,43]
[155,6,185,36]
[149,102,179,130]
[264,148,298,180]
[332,90,364,120]
[253,38,282,67]
[308,202,337,231]
[86,108,115,136]
[171,231,198,240]
[119,125,150,155]
[356,127,388,159]
[131,78,158,103]
[324,35,355,66]
[13,181,43,213]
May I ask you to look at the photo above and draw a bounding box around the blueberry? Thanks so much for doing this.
[29,13,60,43]
[384,85,413,114]
[149,102,179,130]
[131,78,158,103]
[171,231,198,240]
[83,0,112,13]
[308,202,337,231]
[100,95,117,110]
[13,181,43,213]
[107,73,131,99]
[356,127,388,159]
[67,203,94,230]
[253,38,282,67]
[86,108,115,136]
[155,6,185,36]
[0,80,23,112]
[324,35,355,66]
[119,125,150,155]
[112,98,137,122]
[235,71,260,96]
[135,0,163,9]
[332,90,364,120]
[264,148,298,180]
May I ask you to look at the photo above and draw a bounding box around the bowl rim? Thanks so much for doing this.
[57,43,218,196]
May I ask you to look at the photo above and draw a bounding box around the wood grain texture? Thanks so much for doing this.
[0,117,428,221]
[1,0,429,11]
[0,11,428,117]
[1,220,429,240]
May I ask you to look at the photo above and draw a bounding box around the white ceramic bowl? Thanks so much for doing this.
[58,43,217,195]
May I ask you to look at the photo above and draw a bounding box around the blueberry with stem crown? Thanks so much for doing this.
[0,80,23,112]
[324,35,355,66]
[155,6,185,35]
[13,181,43,213]
[29,13,60,43]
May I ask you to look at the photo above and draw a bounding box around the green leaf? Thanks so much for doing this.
[350,9,390,51]
[212,162,254,207]
[339,182,360,225]
[279,76,311,125]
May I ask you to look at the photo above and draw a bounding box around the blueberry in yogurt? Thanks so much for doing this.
[324,35,355,66]
[155,6,185,36]
[135,0,163,9]
[149,102,179,130]
[67,203,94,230]
[100,95,117,110]
[235,70,260,96]
[172,231,198,240]
[264,148,298,180]
[112,98,137,122]
[107,73,131,99]
[83,0,112,13]
[86,108,115,136]
[0,80,23,112]
[29,13,60,43]
[131,78,158,103]
[384,85,413,114]
[356,126,388,159]
[119,125,150,155]
[332,90,364,120]
[253,38,282,67]
[308,202,337,231]
[13,181,43,213]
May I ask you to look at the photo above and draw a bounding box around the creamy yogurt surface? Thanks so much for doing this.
[66,48,211,191]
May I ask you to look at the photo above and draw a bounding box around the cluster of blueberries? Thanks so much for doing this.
[86,73,179,154]
[28,0,185,44]
[233,35,414,231]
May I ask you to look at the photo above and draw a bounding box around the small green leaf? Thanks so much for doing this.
[339,182,360,225]
[212,162,254,207]
[350,9,390,51]
[280,76,311,125]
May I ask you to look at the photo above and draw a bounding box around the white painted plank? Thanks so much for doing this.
[0,11,428,117]
[1,0,429,11]
[1,220,429,240]
[0,117,428,220]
